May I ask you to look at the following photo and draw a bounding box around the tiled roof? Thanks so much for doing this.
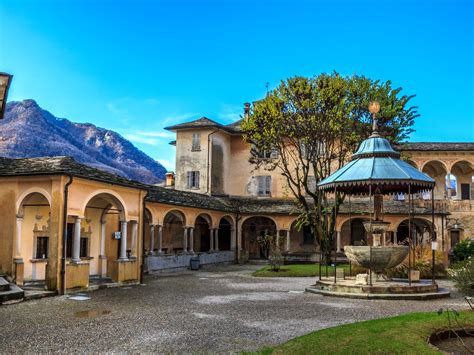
[0,156,448,216]
[0,156,148,190]
[395,142,474,151]
[164,117,242,134]
[146,186,234,212]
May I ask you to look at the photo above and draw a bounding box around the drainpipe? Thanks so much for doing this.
[140,189,150,284]
[60,175,73,295]
[206,129,219,194]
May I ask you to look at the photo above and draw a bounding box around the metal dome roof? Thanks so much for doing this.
[318,132,435,195]
[351,135,400,159]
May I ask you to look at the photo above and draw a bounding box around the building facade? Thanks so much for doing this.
[0,113,472,294]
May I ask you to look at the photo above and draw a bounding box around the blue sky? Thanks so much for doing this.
[1,0,473,170]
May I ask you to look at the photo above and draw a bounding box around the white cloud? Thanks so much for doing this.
[134,130,174,138]
[158,159,175,171]
[125,134,160,146]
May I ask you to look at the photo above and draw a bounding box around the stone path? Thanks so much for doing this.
[0,265,469,353]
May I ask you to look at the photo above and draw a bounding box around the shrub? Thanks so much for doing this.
[451,240,474,262]
[386,245,448,279]
[448,258,474,296]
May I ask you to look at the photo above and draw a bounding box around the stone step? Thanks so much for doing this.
[0,277,10,292]
[0,282,25,304]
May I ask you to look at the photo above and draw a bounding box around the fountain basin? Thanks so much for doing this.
[344,246,409,272]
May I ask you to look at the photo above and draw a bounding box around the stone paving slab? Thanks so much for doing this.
[0,264,469,353]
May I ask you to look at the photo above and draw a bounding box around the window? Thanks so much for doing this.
[187,171,200,189]
[255,145,278,159]
[35,236,49,259]
[257,176,271,196]
[66,223,73,258]
[301,141,326,160]
[191,133,201,151]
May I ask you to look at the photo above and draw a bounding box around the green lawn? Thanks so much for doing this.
[259,311,474,354]
[252,263,353,277]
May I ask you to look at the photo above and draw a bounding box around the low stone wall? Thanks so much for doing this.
[146,251,235,272]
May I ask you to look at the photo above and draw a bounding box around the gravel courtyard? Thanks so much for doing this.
[0,264,469,353]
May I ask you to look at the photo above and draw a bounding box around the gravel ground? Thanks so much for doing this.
[0,264,469,353]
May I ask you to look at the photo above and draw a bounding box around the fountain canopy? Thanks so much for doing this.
[318,133,435,194]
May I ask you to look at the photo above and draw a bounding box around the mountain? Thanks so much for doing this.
[0,100,167,184]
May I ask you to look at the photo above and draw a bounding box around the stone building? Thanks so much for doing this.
[0,113,472,294]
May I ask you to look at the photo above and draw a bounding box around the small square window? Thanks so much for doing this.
[187,171,200,189]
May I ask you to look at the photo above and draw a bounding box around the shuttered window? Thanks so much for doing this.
[192,133,201,151]
[257,176,271,196]
[187,171,200,189]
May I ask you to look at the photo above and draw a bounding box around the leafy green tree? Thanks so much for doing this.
[241,72,418,263]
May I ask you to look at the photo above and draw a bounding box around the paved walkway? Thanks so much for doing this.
[0,265,469,353]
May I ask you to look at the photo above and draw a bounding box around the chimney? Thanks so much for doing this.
[165,171,175,188]
[244,102,250,119]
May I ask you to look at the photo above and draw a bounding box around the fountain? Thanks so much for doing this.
[306,101,450,299]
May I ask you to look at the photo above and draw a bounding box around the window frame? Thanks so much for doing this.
[257,175,272,197]
[187,171,200,189]
[191,133,201,151]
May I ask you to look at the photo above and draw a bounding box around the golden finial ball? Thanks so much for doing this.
[369,101,380,115]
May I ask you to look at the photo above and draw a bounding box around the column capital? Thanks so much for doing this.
[16,215,24,221]
[74,216,82,222]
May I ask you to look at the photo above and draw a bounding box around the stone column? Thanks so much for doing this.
[231,228,236,251]
[157,225,163,254]
[72,217,82,263]
[209,229,214,252]
[99,220,107,277]
[214,228,219,252]
[285,229,290,252]
[393,231,398,244]
[273,229,279,251]
[336,231,341,252]
[100,221,106,257]
[149,225,155,255]
[15,216,23,260]
[189,227,194,254]
[131,221,138,257]
[119,220,128,260]
[183,227,188,253]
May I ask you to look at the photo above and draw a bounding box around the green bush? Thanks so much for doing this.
[448,257,474,296]
[451,239,474,262]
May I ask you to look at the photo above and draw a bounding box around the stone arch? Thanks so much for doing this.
[16,190,52,281]
[80,189,128,221]
[162,209,186,254]
[218,215,234,251]
[194,213,212,227]
[241,216,277,259]
[16,187,52,215]
[421,160,449,174]
[395,217,433,246]
[450,160,474,200]
[422,160,449,199]
[194,214,212,252]
[339,217,370,246]
[289,220,318,253]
